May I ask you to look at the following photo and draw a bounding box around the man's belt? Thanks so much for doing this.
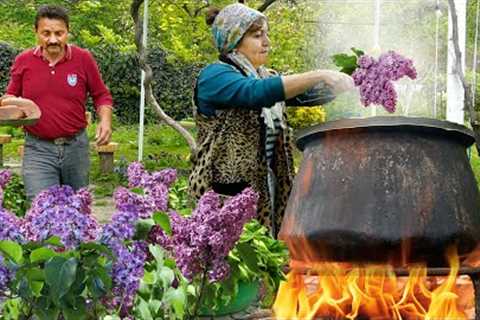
[26,129,85,145]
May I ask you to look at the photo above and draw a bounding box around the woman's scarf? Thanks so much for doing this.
[212,3,285,130]
[212,3,266,54]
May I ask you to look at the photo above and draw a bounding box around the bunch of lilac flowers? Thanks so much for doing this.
[0,255,13,294]
[352,51,417,113]
[23,185,99,249]
[100,162,175,245]
[149,188,258,282]
[104,240,148,318]
[100,162,175,314]
[0,170,12,206]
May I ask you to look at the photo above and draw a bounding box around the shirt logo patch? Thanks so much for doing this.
[67,74,78,87]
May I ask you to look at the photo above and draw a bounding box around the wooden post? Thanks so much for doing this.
[0,135,12,167]
[96,142,119,174]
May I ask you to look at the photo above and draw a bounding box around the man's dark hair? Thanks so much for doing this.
[35,5,69,30]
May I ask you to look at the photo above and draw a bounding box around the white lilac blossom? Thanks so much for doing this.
[352,51,417,113]
[149,188,258,282]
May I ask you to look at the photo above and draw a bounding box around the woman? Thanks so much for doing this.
[189,3,354,237]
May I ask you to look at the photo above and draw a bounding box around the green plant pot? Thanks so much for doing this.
[199,281,259,316]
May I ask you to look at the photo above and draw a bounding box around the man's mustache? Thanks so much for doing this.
[47,44,60,47]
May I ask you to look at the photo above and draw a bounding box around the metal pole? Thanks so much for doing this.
[138,0,149,161]
[447,0,467,124]
[433,0,441,118]
[371,0,381,117]
[472,0,480,109]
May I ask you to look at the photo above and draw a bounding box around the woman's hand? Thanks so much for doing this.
[281,70,355,100]
[316,70,355,95]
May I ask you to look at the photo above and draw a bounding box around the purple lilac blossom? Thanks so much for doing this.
[148,188,258,282]
[0,255,13,294]
[0,170,11,189]
[107,240,147,315]
[23,186,99,249]
[0,170,12,205]
[124,162,174,214]
[352,51,417,113]
[0,209,25,243]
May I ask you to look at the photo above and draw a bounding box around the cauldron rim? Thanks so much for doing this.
[296,116,475,151]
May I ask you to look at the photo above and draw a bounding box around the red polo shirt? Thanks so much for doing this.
[6,45,113,139]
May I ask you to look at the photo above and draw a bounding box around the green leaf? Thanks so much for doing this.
[137,297,153,320]
[149,299,162,314]
[164,257,176,269]
[44,236,63,246]
[30,247,57,263]
[235,242,260,274]
[131,187,145,195]
[18,278,32,299]
[332,53,358,75]
[26,267,45,281]
[351,47,365,57]
[134,218,155,240]
[0,240,23,264]
[143,270,156,285]
[164,287,186,318]
[31,281,44,297]
[153,211,172,236]
[79,242,113,257]
[149,244,164,265]
[34,297,60,320]
[45,257,78,299]
[93,266,112,291]
[158,266,174,288]
[88,276,106,298]
[62,297,87,320]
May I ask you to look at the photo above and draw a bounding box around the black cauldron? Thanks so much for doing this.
[279,116,480,267]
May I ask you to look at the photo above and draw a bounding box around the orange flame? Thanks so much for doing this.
[273,246,469,320]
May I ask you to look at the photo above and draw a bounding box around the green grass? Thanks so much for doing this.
[470,147,480,184]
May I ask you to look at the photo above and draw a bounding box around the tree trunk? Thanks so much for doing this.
[130,0,197,155]
[448,0,480,155]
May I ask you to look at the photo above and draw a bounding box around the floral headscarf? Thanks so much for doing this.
[212,3,266,54]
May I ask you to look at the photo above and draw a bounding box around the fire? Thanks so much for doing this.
[273,246,469,319]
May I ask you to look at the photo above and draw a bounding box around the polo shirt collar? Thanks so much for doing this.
[33,44,73,62]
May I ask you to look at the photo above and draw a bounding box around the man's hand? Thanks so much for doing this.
[95,106,112,146]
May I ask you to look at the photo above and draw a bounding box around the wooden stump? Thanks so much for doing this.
[96,142,119,174]
[85,111,92,126]
[18,145,24,158]
[0,134,12,167]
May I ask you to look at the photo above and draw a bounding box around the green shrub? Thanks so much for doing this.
[3,173,27,217]
[287,106,327,129]
[0,42,18,94]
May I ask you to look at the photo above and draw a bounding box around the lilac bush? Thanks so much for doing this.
[0,163,176,318]
[352,51,417,113]
[149,188,258,282]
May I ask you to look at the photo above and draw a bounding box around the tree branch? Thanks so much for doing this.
[257,0,278,12]
[448,0,480,154]
[130,0,197,154]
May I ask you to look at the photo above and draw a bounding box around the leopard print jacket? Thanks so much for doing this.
[189,101,295,237]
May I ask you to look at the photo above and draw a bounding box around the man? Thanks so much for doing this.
[3,4,113,201]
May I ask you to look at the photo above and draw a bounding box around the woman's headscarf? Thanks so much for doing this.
[212,3,266,54]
